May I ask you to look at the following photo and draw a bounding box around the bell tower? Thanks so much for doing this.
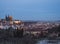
[5,14,13,21]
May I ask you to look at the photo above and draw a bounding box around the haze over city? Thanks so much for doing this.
[0,0,60,21]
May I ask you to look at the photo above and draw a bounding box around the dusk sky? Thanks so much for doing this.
[0,0,60,21]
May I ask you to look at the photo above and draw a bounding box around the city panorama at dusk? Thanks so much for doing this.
[0,0,60,44]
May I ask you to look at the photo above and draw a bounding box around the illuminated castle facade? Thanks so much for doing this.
[0,15,24,29]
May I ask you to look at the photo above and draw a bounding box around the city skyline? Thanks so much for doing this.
[0,0,60,21]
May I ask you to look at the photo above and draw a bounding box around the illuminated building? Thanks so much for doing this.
[5,15,13,21]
